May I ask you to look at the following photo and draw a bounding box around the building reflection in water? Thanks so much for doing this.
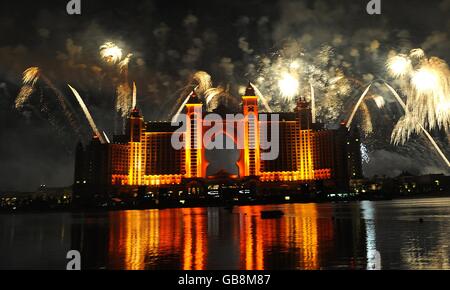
[7,199,449,270]
[71,203,370,270]
[181,208,207,270]
[361,201,381,270]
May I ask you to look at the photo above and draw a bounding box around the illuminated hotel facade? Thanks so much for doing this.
[74,84,362,200]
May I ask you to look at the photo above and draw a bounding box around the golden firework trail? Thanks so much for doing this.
[250,82,273,113]
[205,87,225,105]
[172,88,198,123]
[310,81,316,123]
[15,85,34,109]
[132,81,137,109]
[15,67,83,139]
[360,102,373,135]
[119,53,133,74]
[15,67,41,109]
[116,83,132,117]
[68,84,106,144]
[192,71,212,94]
[41,74,82,137]
[346,83,372,129]
[169,71,213,119]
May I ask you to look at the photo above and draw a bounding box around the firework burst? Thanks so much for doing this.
[99,42,123,65]
[15,67,41,109]
[278,72,299,100]
[386,54,412,78]
[192,71,213,94]
[387,50,450,140]
[15,67,83,140]
[99,42,135,123]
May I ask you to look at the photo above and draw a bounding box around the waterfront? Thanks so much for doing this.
[1,197,450,270]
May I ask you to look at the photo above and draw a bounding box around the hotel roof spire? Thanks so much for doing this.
[245,82,256,96]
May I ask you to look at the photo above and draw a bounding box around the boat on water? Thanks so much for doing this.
[260,210,284,219]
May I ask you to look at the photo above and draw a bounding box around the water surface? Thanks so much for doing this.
[1,198,450,270]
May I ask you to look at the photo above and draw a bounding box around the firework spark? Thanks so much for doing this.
[116,83,132,117]
[15,86,34,109]
[99,42,123,65]
[192,71,212,94]
[361,143,370,164]
[371,95,385,109]
[99,42,135,124]
[15,67,41,109]
[205,87,226,108]
[360,102,373,135]
[386,54,412,78]
[119,53,133,75]
[409,48,425,60]
[23,67,40,86]
[278,72,299,100]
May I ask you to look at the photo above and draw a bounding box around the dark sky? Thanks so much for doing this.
[0,0,449,191]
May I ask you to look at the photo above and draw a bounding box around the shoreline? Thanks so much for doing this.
[1,191,450,215]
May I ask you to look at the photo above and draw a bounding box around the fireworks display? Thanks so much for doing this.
[2,0,450,190]
[14,67,83,140]
[387,55,412,78]
[99,41,135,121]
[99,42,123,65]
[387,50,450,144]
[278,72,299,100]
[15,67,40,109]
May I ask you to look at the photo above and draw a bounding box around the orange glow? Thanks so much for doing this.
[128,142,143,185]
[242,96,261,177]
[186,104,205,178]
[182,208,207,270]
[108,210,160,270]
[103,205,328,270]
[144,174,183,186]
[314,169,331,180]
[111,174,129,185]
[237,204,321,270]
[240,206,265,270]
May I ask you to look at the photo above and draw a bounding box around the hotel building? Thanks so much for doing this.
[74,84,362,201]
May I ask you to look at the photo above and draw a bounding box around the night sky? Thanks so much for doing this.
[0,0,449,191]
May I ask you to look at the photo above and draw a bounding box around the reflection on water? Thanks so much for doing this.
[2,198,450,269]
